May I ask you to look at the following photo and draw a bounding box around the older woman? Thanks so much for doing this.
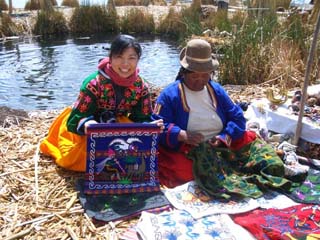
[152,39,297,198]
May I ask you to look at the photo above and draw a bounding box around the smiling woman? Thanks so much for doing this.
[39,34,164,172]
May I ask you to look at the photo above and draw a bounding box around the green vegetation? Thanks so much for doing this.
[120,8,155,34]
[25,0,57,10]
[157,3,202,42]
[217,7,315,86]
[0,13,18,36]
[113,0,166,6]
[114,0,150,6]
[69,5,119,36]
[33,10,69,38]
[0,0,8,11]
[61,0,79,8]
[2,0,319,86]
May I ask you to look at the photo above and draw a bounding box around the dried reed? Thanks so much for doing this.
[0,85,268,239]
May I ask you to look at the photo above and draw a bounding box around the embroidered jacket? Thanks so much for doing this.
[67,71,152,134]
[152,79,246,150]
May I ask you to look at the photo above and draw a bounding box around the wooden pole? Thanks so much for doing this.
[293,9,320,145]
[9,0,12,14]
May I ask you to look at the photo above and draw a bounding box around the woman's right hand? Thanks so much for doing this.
[178,130,204,146]
[84,120,98,134]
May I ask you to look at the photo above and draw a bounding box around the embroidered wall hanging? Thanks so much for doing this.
[85,123,161,194]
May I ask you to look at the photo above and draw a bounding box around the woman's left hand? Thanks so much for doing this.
[150,119,164,132]
[208,137,223,147]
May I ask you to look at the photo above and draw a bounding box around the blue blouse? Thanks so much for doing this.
[152,79,246,150]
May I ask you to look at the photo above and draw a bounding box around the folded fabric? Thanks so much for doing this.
[76,179,171,223]
[163,181,259,219]
[189,138,297,199]
[136,210,256,240]
[163,181,299,219]
[232,204,320,240]
[284,168,320,204]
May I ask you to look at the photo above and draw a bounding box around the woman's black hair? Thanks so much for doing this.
[109,35,142,59]
[175,67,192,81]
[175,67,215,81]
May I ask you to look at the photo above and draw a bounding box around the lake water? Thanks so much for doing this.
[0,36,181,110]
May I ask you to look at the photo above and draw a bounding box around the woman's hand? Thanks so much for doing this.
[178,130,204,146]
[208,137,223,147]
[150,119,164,132]
[84,120,98,134]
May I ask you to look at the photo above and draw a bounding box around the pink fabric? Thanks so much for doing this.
[98,57,139,87]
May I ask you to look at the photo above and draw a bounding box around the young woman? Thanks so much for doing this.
[40,34,162,172]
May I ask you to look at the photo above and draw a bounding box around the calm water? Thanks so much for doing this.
[0,36,180,110]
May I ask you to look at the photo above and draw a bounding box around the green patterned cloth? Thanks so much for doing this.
[188,138,298,199]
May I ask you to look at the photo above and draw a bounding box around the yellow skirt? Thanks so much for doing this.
[40,107,87,172]
[40,107,133,172]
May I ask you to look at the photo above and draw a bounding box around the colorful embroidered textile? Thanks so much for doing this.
[67,73,152,134]
[163,181,298,219]
[76,179,171,223]
[163,181,259,219]
[157,131,257,189]
[255,190,300,209]
[189,138,298,199]
[85,123,161,194]
[284,168,320,204]
[136,210,256,240]
[232,204,320,240]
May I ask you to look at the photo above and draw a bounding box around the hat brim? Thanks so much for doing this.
[179,47,219,73]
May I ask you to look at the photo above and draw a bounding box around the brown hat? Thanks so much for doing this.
[179,39,219,73]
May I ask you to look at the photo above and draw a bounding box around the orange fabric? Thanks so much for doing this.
[158,146,194,188]
[116,116,133,123]
[40,107,87,172]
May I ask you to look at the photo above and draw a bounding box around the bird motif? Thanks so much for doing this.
[95,137,144,176]
[109,137,142,152]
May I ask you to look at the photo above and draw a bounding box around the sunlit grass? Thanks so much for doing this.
[218,11,279,85]
[0,13,18,36]
[157,2,202,42]
[120,8,155,34]
[33,10,69,38]
[114,0,166,6]
[115,0,149,6]
[61,0,79,8]
[215,5,318,86]
[0,0,8,11]
[203,9,233,33]
[5,0,319,87]
[25,0,57,10]
[69,5,119,36]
